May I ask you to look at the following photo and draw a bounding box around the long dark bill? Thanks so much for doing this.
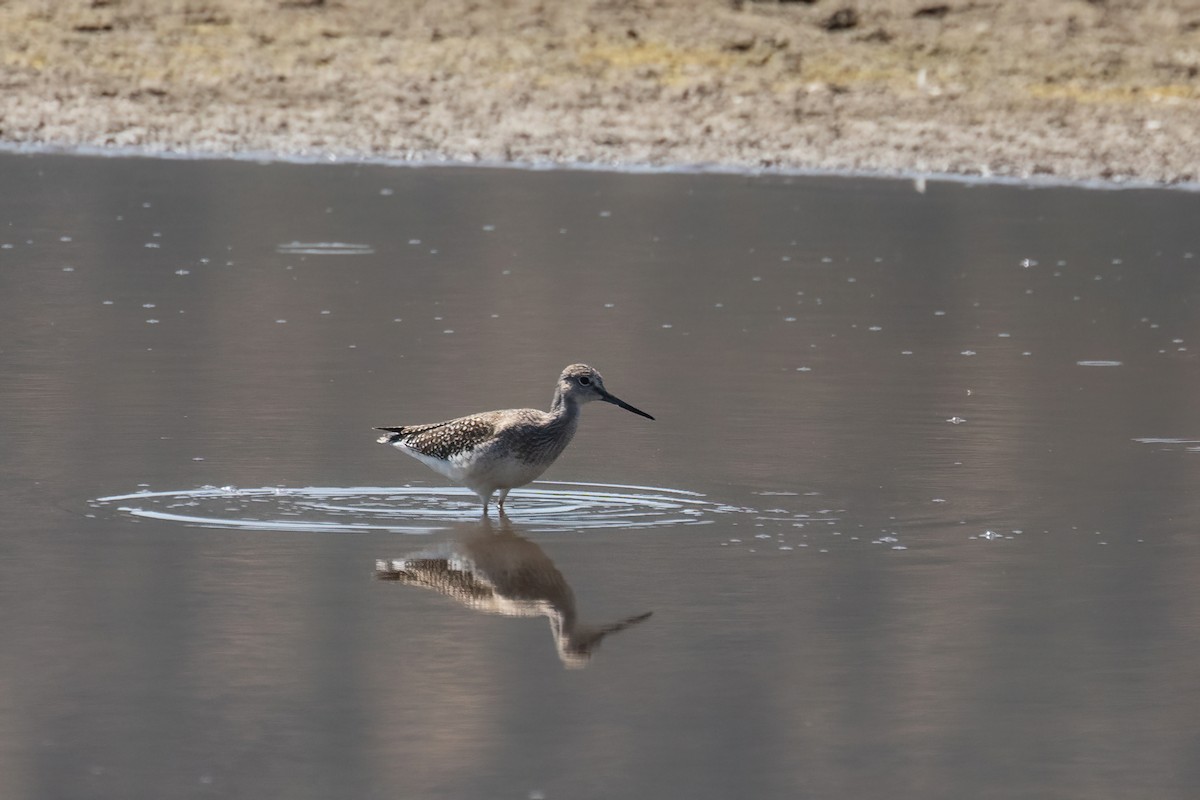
[602,392,655,420]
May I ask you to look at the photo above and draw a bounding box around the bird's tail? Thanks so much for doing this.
[375,426,405,445]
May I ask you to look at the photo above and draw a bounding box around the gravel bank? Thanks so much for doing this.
[2,0,1198,184]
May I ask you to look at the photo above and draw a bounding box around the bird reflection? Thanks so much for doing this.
[376,517,651,668]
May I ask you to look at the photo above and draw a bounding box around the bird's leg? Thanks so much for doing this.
[479,489,495,516]
[497,488,511,513]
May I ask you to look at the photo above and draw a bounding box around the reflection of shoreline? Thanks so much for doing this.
[376,517,652,668]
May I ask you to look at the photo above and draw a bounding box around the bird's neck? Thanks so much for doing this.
[545,390,582,457]
[549,387,580,419]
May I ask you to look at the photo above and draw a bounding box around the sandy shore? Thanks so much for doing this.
[1,0,1198,185]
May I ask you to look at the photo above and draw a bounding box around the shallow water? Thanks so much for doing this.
[2,153,1199,799]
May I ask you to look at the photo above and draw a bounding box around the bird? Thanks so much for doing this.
[375,364,654,513]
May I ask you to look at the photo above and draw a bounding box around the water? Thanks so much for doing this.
[2,153,1199,799]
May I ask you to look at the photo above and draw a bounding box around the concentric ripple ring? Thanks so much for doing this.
[90,481,752,534]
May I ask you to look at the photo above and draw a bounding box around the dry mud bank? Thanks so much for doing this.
[1,0,1198,184]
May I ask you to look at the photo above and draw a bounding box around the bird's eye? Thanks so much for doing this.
[578,376,592,386]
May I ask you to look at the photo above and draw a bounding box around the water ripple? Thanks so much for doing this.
[90,481,750,534]
[275,241,375,255]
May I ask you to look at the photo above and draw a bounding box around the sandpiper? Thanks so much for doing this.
[376,364,654,513]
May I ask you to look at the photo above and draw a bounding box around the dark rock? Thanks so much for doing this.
[914,4,951,18]
[821,8,859,32]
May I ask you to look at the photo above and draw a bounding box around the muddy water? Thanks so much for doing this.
[2,153,1199,799]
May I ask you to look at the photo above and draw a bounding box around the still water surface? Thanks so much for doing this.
[1,154,1199,799]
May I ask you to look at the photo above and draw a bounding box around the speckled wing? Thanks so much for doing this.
[375,415,497,461]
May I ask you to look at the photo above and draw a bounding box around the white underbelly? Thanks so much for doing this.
[397,442,546,491]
